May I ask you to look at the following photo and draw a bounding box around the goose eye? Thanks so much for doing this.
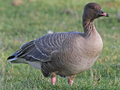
[90,6,94,9]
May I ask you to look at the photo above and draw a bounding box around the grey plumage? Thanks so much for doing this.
[8,32,83,77]
[7,3,109,85]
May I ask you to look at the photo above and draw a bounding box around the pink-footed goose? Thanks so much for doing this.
[7,3,109,85]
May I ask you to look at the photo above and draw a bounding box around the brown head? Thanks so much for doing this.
[82,3,109,21]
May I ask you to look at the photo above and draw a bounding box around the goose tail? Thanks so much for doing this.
[7,51,27,64]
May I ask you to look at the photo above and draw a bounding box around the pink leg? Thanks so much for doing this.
[51,72,56,85]
[67,75,75,86]
[68,79,73,86]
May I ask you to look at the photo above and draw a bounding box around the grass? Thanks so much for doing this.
[0,0,120,89]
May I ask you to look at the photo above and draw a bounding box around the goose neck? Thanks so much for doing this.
[82,19,96,37]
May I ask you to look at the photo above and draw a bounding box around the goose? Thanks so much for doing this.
[7,3,109,86]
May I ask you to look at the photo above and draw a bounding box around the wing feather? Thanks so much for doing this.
[8,32,79,62]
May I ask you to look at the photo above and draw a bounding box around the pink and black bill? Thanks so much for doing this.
[98,9,109,17]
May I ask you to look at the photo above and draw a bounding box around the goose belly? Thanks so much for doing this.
[58,56,98,76]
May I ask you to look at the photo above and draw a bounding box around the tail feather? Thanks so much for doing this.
[7,52,18,60]
[7,50,27,64]
[8,58,27,64]
[7,41,34,63]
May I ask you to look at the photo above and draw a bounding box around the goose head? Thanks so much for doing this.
[82,3,109,21]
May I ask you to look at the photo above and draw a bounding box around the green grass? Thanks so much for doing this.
[0,0,120,89]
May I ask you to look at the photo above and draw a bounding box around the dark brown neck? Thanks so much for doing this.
[82,18,95,37]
